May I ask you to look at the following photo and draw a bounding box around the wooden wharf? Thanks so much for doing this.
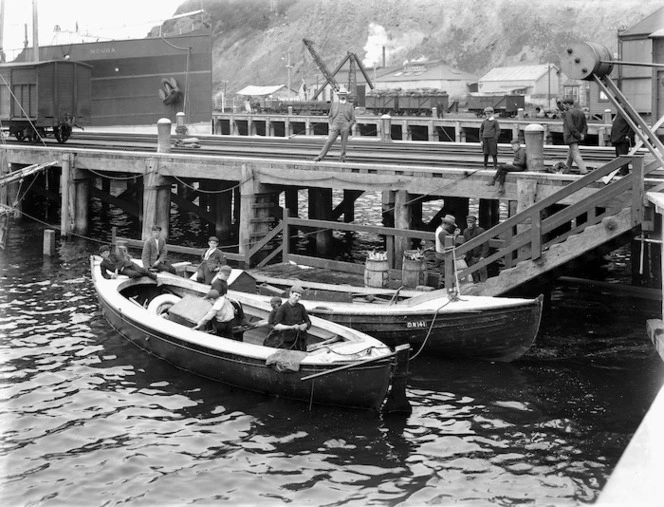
[1,118,662,297]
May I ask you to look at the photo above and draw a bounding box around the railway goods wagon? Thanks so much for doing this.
[467,94,525,117]
[0,60,91,143]
[260,98,330,115]
[365,89,448,116]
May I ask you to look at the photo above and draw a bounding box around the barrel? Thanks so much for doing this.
[364,259,389,288]
[402,250,426,288]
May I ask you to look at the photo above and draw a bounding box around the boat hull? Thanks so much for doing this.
[91,260,400,410]
[306,296,543,362]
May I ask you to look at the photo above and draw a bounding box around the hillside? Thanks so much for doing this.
[164,0,662,98]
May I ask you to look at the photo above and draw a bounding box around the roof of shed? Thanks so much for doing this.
[236,85,286,96]
[621,6,664,37]
[479,64,557,82]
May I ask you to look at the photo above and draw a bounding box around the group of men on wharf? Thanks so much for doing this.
[98,227,311,351]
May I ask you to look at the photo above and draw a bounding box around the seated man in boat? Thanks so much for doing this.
[141,225,176,274]
[98,245,157,281]
[272,286,311,351]
[193,289,236,338]
[210,265,232,294]
[195,236,227,284]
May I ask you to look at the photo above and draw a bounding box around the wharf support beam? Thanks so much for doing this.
[142,158,172,240]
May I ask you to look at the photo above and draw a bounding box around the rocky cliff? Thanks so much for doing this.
[162,0,662,97]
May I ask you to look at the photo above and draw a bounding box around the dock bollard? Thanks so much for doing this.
[380,114,392,142]
[43,229,56,256]
[603,108,612,125]
[157,118,172,153]
[524,124,545,172]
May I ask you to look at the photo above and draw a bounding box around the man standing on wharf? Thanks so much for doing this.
[562,97,588,174]
[479,107,501,172]
[313,86,355,163]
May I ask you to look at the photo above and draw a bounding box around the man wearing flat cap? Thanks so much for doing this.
[210,264,233,296]
[273,285,311,351]
[479,106,501,173]
[460,216,489,282]
[195,235,227,284]
[434,214,461,271]
[313,86,355,163]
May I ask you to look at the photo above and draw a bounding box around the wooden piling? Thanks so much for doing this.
[394,190,410,269]
[60,155,72,237]
[43,229,56,256]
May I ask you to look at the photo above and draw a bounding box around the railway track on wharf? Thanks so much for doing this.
[5,131,649,171]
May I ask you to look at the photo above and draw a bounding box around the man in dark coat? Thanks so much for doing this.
[195,236,227,283]
[562,97,588,174]
[487,139,527,194]
[479,107,501,172]
[273,285,311,351]
[610,113,635,175]
[460,216,490,283]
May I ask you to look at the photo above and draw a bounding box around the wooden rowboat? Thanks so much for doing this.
[90,256,411,412]
[234,270,543,363]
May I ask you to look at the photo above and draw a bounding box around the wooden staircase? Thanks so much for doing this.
[457,155,658,296]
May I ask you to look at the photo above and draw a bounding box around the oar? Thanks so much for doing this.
[300,351,396,381]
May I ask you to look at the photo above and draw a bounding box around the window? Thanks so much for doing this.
[598,90,609,103]
[563,86,579,102]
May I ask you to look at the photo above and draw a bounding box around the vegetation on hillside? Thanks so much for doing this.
[164,0,663,98]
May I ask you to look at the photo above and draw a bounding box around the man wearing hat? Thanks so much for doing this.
[98,244,157,281]
[479,106,501,172]
[195,235,227,284]
[273,285,311,351]
[460,216,489,282]
[562,97,588,174]
[434,214,461,269]
[313,86,356,163]
[487,139,527,194]
[194,289,235,337]
[210,264,233,295]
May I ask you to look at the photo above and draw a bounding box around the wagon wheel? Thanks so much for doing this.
[55,124,72,144]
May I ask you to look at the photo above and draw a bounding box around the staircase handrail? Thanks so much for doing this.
[453,155,656,285]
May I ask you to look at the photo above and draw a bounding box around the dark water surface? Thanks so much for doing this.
[1,202,663,506]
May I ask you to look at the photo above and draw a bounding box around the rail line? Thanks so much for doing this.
[3,131,644,170]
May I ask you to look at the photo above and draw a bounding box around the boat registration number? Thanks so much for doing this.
[407,321,428,328]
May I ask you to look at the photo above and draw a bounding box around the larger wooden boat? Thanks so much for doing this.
[234,270,543,363]
[90,256,411,411]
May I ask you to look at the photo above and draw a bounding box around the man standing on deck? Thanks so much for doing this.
[610,113,635,176]
[313,86,355,163]
[562,97,588,175]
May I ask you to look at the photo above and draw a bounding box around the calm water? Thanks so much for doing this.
[1,198,663,506]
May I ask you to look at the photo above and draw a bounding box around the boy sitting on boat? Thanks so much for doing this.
[272,285,311,351]
[98,244,157,281]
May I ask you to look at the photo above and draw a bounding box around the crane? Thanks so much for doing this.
[302,39,374,101]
